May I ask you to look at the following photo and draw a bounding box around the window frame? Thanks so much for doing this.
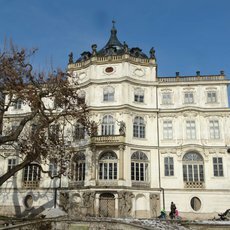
[164,157,174,176]
[162,92,172,105]
[72,152,86,181]
[182,152,204,182]
[8,158,17,172]
[49,160,58,177]
[133,116,145,138]
[73,122,85,141]
[103,86,115,102]
[134,88,144,103]
[101,115,115,136]
[209,120,220,139]
[99,152,118,180]
[163,120,173,140]
[184,92,194,104]
[23,164,41,182]
[13,99,22,110]
[131,151,149,182]
[207,91,217,103]
[213,157,223,177]
[186,120,196,140]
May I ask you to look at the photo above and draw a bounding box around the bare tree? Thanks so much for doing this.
[0,45,90,186]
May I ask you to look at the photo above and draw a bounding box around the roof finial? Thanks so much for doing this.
[112,20,116,28]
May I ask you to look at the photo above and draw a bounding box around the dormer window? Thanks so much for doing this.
[80,51,91,61]
[130,47,142,58]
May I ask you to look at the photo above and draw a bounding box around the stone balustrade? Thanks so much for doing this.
[91,135,125,146]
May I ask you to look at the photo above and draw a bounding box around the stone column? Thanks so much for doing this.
[90,145,97,181]
[119,145,125,180]
[95,193,100,217]
[114,193,119,218]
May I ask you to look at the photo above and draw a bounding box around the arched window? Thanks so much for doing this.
[101,115,115,135]
[72,152,85,181]
[134,88,144,103]
[133,116,145,138]
[99,152,117,180]
[131,151,148,181]
[182,152,204,182]
[103,86,114,102]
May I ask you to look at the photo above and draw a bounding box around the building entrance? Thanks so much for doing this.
[99,193,115,217]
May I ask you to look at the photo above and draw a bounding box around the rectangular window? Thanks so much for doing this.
[163,121,173,140]
[207,91,217,103]
[162,93,172,105]
[186,120,196,139]
[13,99,22,110]
[164,157,174,176]
[49,124,60,140]
[131,162,135,180]
[73,124,85,140]
[8,159,17,171]
[209,120,220,139]
[184,92,194,104]
[23,165,41,182]
[49,161,58,177]
[213,157,223,176]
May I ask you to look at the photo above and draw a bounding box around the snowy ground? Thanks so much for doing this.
[37,209,230,230]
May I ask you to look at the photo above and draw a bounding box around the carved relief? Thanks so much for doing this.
[150,193,160,218]
[59,192,70,212]
[118,191,134,217]
[82,191,95,216]
[69,193,82,218]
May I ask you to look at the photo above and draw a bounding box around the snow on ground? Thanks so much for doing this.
[116,218,189,230]
[196,220,230,225]
[36,210,230,230]
[39,208,68,218]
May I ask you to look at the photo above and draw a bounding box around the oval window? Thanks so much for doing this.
[105,67,114,73]
[190,197,201,211]
[24,195,33,208]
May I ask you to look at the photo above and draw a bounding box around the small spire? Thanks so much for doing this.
[112,20,116,28]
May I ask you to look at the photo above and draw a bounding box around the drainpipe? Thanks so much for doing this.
[156,78,165,210]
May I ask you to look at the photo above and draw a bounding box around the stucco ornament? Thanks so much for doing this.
[59,192,70,212]
[118,121,126,136]
[69,193,82,218]
[134,68,144,77]
[150,193,160,217]
[82,191,95,216]
[118,191,134,217]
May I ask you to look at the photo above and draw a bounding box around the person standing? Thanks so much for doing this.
[170,202,176,219]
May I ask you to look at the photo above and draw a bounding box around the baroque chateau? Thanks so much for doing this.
[0,23,230,219]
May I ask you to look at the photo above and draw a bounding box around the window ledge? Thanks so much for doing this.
[131,181,150,187]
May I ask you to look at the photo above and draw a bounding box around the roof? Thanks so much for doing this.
[74,21,150,63]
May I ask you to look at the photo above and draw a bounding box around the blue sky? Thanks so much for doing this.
[0,0,230,78]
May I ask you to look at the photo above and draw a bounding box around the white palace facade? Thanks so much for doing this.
[0,24,230,219]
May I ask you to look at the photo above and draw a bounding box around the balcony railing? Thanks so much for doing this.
[184,181,204,189]
[68,54,151,69]
[23,181,40,189]
[96,180,118,187]
[91,135,125,146]
[69,181,84,188]
[158,75,225,83]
